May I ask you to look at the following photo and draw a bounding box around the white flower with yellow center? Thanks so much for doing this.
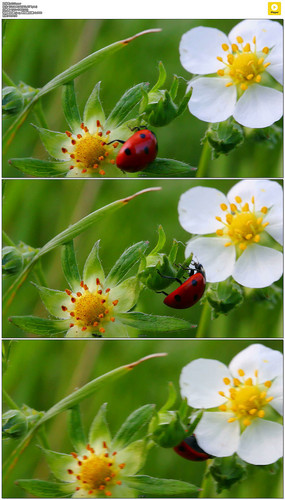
[179,20,283,128]
[178,180,283,288]
[180,344,283,465]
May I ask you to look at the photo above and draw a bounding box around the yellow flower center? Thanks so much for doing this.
[219,369,274,428]
[62,279,118,335]
[61,121,119,175]
[217,36,271,91]
[68,443,125,497]
[215,195,269,252]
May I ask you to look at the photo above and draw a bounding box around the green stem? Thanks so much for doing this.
[3,389,20,410]
[33,100,48,129]
[2,69,16,87]
[36,426,50,450]
[196,301,211,338]
[196,139,211,178]
[2,230,16,246]
[32,261,48,287]
[199,459,213,498]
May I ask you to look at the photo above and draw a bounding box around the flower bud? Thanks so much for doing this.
[138,253,177,291]
[139,62,191,127]
[150,410,186,448]
[207,280,244,318]
[2,246,24,276]
[204,119,244,159]
[2,410,28,439]
[2,86,24,116]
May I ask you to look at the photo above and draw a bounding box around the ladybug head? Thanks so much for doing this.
[189,260,206,279]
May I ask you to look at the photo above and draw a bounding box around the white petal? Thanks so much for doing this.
[229,344,283,383]
[266,43,283,85]
[178,186,228,235]
[234,85,283,128]
[267,375,283,416]
[65,325,92,338]
[180,358,231,408]
[195,412,240,457]
[233,245,283,288]
[179,27,229,74]
[227,179,283,211]
[238,419,283,465]
[228,20,283,51]
[185,237,236,283]
[189,77,237,123]
[265,203,283,246]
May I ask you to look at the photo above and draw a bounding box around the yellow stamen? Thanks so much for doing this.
[230,203,238,212]
[263,62,271,68]
[227,54,234,64]
[246,74,254,80]
[262,47,269,54]
[235,196,242,203]
[255,75,262,83]
[224,242,232,247]
[216,229,224,236]
[236,36,244,43]
[222,43,229,51]
[257,410,265,418]
[228,417,237,423]
[225,82,233,87]
[243,419,251,426]
[220,203,228,211]
[217,56,223,62]
[243,43,251,52]
[217,69,225,76]
[240,83,248,91]
[245,378,253,386]
[238,369,245,377]
[261,206,268,214]
[264,381,272,388]
[223,377,231,385]
[231,43,238,52]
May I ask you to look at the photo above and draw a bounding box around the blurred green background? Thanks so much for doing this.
[3,339,283,498]
[2,19,283,178]
[3,178,283,338]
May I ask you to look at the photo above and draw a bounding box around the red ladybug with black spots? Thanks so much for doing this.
[110,128,158,173]
[174,434,212,461]
[159,260,206,309]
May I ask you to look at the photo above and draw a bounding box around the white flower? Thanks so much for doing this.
[178,180,283,288]
[179,20,283,128]
[180,344,283,465]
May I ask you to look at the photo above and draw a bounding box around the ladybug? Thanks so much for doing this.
[110,128,158,173]
[158,261,206,309]
[174,434,212,462]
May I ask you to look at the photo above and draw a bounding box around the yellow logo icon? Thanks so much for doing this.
[268,2,281,14]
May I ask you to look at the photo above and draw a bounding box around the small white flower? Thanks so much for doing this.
[180,344,283,465]
[178,180,283,288]
[179,20,283,128]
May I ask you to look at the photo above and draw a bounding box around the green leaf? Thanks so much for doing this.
[16,479,74,498]
[41,448,76,482]
[9,316,69,336]
[140,158,196,177]
[160,382,177,412]
[88,403,112,450]
[38,30,161,98]
[68,405,86,454]
[33,125,68,159]
[112,405,155,450]
[83,81,105,129]
[33,283,69,318]
[41,354,166,424]
[83,240,105,286]
[105,83,149,129]
[150,61,167,93]
[149,225,166,255]
[3,29,162,150]
[124,475,200,497]
[62,81,81,131]
[36,189,159,259]
[117,312,196,335]
[61,241,81,290]
[8,158,68,177]
[106,241,149,288]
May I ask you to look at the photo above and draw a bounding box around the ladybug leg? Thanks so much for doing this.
[157,270,182,285]
[156,290,168,297]
[107,139,125,145]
